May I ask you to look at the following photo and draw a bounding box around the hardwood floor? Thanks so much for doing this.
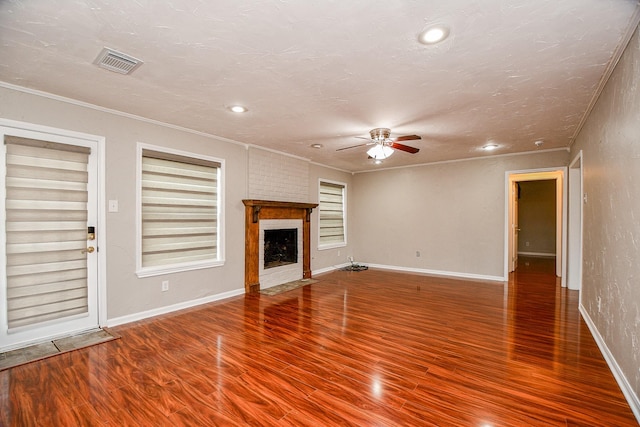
[1,257,637,426]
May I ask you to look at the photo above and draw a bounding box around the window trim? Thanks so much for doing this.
[135,143,225,278]
[317,178,347,250]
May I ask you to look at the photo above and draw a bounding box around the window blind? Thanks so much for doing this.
[319,181,345,246]
[141,149,220,268]
[4,136,90,330]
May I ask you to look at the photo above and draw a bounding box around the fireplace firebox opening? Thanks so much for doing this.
[264,228,298,269]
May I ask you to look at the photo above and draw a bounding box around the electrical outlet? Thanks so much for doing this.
[337,250,340,257]
[416,251,421,257]
[162,280,169,292]
[525,241,530,247]
[597,296,601,312]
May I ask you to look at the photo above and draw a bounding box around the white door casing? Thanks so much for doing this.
[567,152,583,291]
[504,168,567,283]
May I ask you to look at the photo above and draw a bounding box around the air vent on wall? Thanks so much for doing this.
[93,47,143,75]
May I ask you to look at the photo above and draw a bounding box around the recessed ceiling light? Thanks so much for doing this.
[311,144,323,149]
[534,140,544,147]
[483,143,499,151]
[228,105,248,113]
[418,26,450,45]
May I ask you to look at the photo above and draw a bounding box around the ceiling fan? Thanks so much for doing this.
[336,128,421,161]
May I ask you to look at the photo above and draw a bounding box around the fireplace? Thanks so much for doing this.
[259,219,303,289]
[264,228,298,269]
[243,200,318,293]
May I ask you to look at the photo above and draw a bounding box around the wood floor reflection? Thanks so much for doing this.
[1,257,637,426]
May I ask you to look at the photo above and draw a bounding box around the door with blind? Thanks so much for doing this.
[1,124,99,351]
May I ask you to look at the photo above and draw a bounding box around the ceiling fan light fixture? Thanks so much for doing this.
[418,26,450,45]
[367,144,394,160]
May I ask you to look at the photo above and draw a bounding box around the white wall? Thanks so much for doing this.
[571,25,640,407]
[351,151,569,279]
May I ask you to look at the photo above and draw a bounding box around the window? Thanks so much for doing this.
[137,144,224,277]
[318,180,346,249]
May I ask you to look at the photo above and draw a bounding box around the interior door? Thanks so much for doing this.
[1,125,99,351]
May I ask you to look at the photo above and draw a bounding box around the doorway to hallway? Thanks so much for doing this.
[504,168,566,286]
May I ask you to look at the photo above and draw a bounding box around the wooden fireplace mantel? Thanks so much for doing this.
[242,200,318,293]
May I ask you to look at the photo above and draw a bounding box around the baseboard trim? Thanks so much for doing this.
[313,263,350,276]
[106,288,245,328]
[517,251,556,257]
[351,262,505,282]
[579,305,640,422]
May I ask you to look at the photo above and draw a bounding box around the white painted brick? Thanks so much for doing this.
[248,148,309,202]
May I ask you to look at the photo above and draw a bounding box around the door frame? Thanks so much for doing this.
[504,167,568,285]
[0,118,106,351]
[567,151,583,291]
[508,180,519,272]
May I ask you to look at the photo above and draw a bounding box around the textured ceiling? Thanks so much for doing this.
[1,0,639,172]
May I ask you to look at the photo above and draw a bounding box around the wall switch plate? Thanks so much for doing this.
[162,280,169,292]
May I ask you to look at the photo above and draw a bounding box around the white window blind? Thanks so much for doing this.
[319,181,346,247]
[141,149,220,269]
[4,136,90,330]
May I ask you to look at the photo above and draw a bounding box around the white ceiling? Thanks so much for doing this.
[1,0,639,172]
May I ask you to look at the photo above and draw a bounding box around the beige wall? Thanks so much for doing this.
[571,25,640,401]
[0,86,248,320]
[0,85,349,322]
[351,151,568,279]
[517,180,556,255]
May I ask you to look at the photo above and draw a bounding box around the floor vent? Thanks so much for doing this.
[93,47,143,75]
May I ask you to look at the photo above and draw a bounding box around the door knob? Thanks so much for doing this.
[83,246,95,254]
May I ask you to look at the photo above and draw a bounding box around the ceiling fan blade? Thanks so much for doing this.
[336,142,373,151]
[390,142,420,154]
[393,134,421,142]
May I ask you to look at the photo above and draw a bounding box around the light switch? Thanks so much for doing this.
[108,199,119,212]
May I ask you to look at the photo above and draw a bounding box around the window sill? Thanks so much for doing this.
[318,243,347,251]
[136,259,225,278]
